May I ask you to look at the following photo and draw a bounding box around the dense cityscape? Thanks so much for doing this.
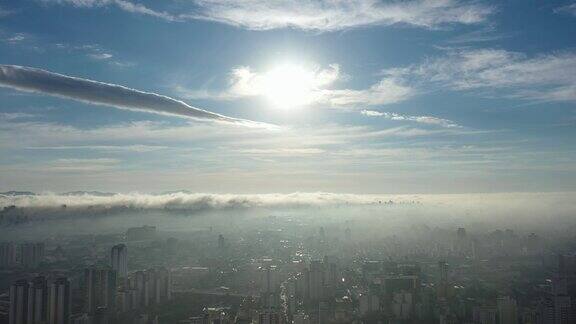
[1,0,576,323]
[1,193,576,324]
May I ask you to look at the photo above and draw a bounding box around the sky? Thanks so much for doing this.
[0,0,575,194]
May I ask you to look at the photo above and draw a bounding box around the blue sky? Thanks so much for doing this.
[0,0,575,194]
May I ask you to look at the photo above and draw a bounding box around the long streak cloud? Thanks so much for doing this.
[0,65,259,125]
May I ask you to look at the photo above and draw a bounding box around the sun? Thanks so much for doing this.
[262,63,316,109]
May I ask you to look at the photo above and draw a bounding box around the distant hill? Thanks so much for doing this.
[0,191,36,196]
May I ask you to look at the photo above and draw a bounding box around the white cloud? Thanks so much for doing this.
[554,3,576,16]
[394,49,576,102]
[43,0,178,21]
[0,112,36,121]
[0,192,402,212]
[0,5,13,17]
[6,34,26,42]
[40,0,493,31]
[182,64,413,108]
[87,52,113,60]
[320,78,413,106]
[228,64,341,99]
[189,0,494,31]
[445,25,513,44]
[235,148,326,156]
[25,144,168,152]
[361,110,461,128]
[0,64,267,126]
[45,158,120,172]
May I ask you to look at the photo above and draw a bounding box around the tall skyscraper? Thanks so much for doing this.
[84,267,117,314]
[260,265,280,309]
[27,276,48,324]
[110,244,128,278]
[437,261,449,300]
[0,242,17,267]
[497,296,518,324]
[133,271,150,308]
[149,267,172,305]
[258,311,281,324]
[48,277,71,324]
[9,279,29,324]
[217,234,225,249]
[308,261,324,304]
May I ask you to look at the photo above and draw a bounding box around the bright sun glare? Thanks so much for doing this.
[262,63,317,109]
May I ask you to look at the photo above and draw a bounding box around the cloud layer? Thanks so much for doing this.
[0,191,393,210]
[2,192,576,233]
[0,65,261,125]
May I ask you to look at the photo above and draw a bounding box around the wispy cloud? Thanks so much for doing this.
[25,144,168,152]
[0,112,37,121]
[320,78,413,107]
[445,25,513,44]
[188,0,494,31]
[42,0,178,21]
[361,110,461,128]
[40,0,494,31]
[5,33,27,43]
[392,49,576,102]
[0,65,266,126]
[554,3,576,16]
[87,52,113,60]
[0,5,13,18]
[55,43,133,67]
[45,158,121,172]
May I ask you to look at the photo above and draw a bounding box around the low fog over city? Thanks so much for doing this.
[2,191,576,323]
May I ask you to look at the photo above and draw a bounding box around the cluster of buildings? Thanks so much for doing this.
[1,219,576,324]
[1,237,171,324]
[0,242,46,268]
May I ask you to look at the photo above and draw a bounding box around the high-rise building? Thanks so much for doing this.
[133,271,150,308]
[457,227,466,240]
[19,243,45,268]
[148,267,172,305]
[217,234,225,249]
[497,296,518,324]
[359,292,380,316]
[110,244,128,278]
[92,307,109,324]
[117,289,138,312]
[539,255,576,323]
[258,310,281,324]
[260,265,280,309]
[472,306,497,324]
[0,242,17,267]
[27,276,48,324]
[437,261,449,300]
[308,261,324,304]
[48,277,71,324]
[344,228,352,242]
[84,267,117,314]
[70,313,90,324]
[9,279,29,324]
